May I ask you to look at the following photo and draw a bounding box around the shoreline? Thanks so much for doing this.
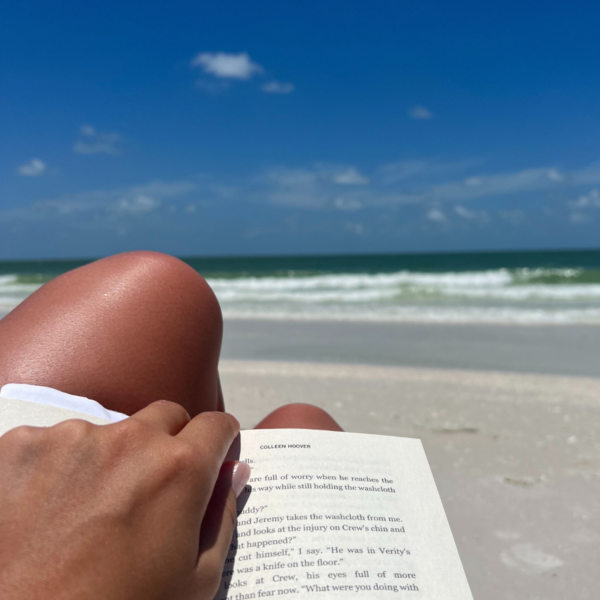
[222,314,600,326]
[222,319,600,378]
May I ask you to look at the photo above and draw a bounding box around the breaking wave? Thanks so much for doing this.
[206,268,600,323]
[2,265,600,324]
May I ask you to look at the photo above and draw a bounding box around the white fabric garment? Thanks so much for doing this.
[0,384,127,423]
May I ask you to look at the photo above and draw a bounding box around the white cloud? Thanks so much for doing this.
[454,205,477,219]
[262,160,563,211]
[253,157,600,214]
[74,125,122,155]
[263,168,323,208]
[186,203,196,213]
[210,184,238,199]
[567,189,600,208]
[131,181,199,198]
[429,167,564,203]
[18,158,46,177]
[378,159,477,184]
[261,165,372,208]
[262,81,295,94]
[3,179,197,222]
[265,168,318,188]
[427,208,446,222]
[334,197,362,211]
[569,212,592,224]
[114,195,160,215]
[454,205,490,223]
[331,167,369,185]
[409,105,433,120]
[546,168,564,182]
[191,52,264,80]
[572,161,600,185]
[379,160,429,182]
[266,166,370,188]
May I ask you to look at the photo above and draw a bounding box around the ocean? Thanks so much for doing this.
[1,249,600,324]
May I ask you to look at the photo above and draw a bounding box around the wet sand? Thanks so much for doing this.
[222,320,600,378]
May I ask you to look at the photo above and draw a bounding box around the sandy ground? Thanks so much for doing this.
[220,359,600,600]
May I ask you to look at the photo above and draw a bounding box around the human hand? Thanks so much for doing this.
[0,401,250,600]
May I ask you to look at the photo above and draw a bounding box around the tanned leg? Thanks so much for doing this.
[254,403,343,431]
[0,251,223,417]
[0,252,341,429]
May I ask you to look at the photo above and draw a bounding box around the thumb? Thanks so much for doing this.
[195,461,251,596]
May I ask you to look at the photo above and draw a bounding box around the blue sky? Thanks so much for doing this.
[1,0,600,259]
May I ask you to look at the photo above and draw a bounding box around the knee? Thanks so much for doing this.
[0,251,224,418]
[98,251,217,301]
[83,251,222,331]
[255,403,343,432]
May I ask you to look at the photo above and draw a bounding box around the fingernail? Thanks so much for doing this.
[231,461,251,498]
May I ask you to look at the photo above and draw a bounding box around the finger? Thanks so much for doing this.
[129,400,191,435]
[176,412,241,528]
[195,461,251,596]
[177,411,240,466]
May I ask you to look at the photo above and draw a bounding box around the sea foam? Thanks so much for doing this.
[206,268,600,324]
[1,267,600,324]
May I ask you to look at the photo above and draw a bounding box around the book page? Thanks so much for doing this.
[218,429,472,600]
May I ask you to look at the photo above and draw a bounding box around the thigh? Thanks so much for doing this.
[0,252,223,417]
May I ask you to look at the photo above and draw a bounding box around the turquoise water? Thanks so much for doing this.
[1,249,600,323]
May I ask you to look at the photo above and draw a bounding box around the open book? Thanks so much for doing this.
[0,397,472,599]
[221,429,472,600]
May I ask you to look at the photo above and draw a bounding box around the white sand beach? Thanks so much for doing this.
[221,321,600,600]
